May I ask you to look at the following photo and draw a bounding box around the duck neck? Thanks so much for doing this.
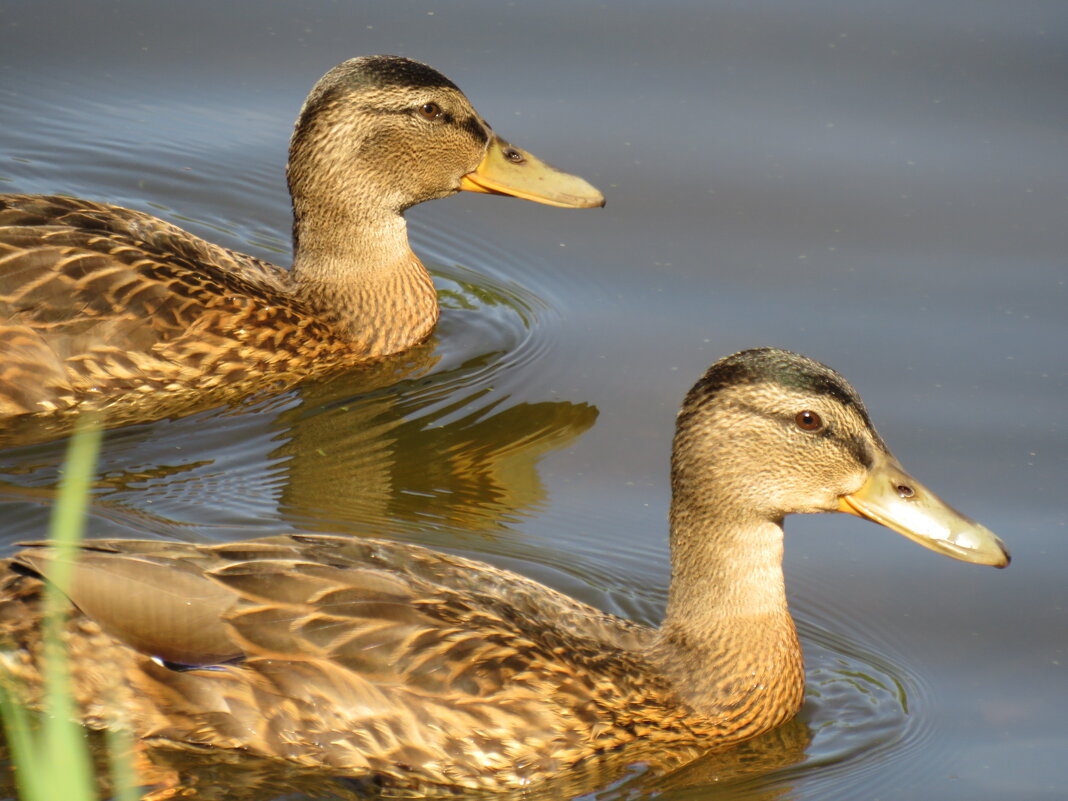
[290,208,439,357]
[651,485,804,737]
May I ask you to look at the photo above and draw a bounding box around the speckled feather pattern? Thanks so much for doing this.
[0,195,369,418]
[0,535,757,792]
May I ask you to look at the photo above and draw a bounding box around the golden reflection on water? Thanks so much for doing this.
[275,376,597,541]
[45,716,809,801]
[0,335,596,547]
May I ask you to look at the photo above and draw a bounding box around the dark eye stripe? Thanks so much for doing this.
[843,434,875,468]
[456,114,489,145]
[346,106,489,146]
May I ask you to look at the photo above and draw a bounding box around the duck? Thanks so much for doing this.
[0,55,603,422]
[0,348,1009,794]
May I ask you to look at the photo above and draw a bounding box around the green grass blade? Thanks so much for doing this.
[104,722,141,801]
[2,417,144,799]
[39,416,102,801]
[0,677,46,801]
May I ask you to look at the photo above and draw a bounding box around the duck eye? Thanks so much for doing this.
[795,410,823,431]
[417,102,442,120]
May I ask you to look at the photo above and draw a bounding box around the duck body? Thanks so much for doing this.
[0,194,366,418]
[0,349,1009,793]
[0,55,603,423]
[0,535,732,791]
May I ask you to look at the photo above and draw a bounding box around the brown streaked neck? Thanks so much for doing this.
[290,211,439,357]
[651,487,805,736]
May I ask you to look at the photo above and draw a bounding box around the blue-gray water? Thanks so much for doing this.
[1,2,1065,799]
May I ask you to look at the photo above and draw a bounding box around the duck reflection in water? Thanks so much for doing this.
[0,327,598,541]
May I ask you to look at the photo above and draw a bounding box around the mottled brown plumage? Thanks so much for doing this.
[0,348,1008,794]
[0,55,603,425]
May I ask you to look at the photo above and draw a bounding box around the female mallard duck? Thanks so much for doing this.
[0,55,603,420]
[0,348,1008,793]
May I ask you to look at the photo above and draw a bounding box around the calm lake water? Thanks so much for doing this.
[1,2,1065,799]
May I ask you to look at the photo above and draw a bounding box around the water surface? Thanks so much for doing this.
[0,2,1065,799]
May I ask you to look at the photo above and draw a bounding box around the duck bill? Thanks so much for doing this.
[838,453,1010,568]
[459,135,605,209]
